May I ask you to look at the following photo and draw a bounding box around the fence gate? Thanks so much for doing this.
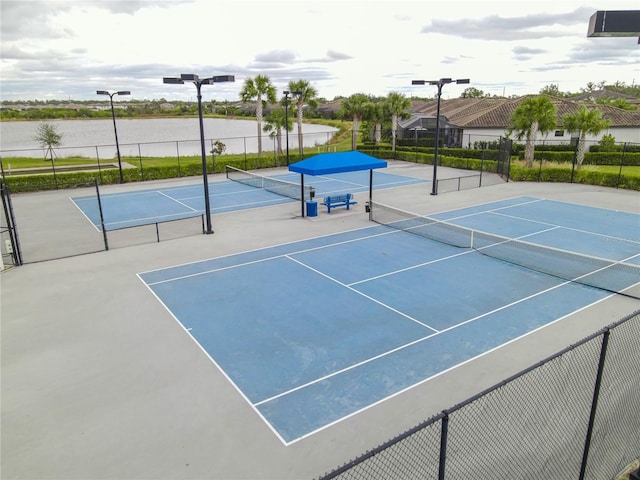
[497,137,512,181]
[0,181,22,268]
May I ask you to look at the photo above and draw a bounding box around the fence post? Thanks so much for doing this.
[0,181,23,266]
[176,141,181,178]
[616,142,627,189]
[537,156,543,182]
[243,137,247,170]
[95,179,109,252]
[578,328,610,480]
[479,146,485,186]
[438,412,449,480]
[95,146,103,183]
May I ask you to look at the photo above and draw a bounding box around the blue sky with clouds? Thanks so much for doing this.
[1,0,638,102]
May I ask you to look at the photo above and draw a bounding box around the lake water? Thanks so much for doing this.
[0,118,337,158]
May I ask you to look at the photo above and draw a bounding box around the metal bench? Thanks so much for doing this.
[321,194,357,213]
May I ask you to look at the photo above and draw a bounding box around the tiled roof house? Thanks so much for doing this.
[407,95,640,146]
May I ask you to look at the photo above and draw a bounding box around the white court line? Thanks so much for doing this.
[492,211,640,245]
[145,228,398,285]
[286,254,439,332]
[157,190,199,212]
[254,257,595,410]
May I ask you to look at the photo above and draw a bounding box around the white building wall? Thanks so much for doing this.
[461,126,640,148]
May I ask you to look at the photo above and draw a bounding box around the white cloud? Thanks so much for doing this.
[0,0,638,101]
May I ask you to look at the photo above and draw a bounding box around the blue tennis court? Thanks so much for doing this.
[71,170,425,231]
[138,196,639,444]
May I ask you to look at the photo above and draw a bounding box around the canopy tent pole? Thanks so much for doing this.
[369,169,373,221]
[300,173,305,217]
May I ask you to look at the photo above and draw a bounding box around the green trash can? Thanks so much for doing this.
[306,201,318,217]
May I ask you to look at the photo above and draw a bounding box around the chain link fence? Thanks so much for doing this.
[0,180,205,264]
[319,310,640,480]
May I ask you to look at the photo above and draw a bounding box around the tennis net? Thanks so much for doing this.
[226,165,314,201]
[370,201,640,300]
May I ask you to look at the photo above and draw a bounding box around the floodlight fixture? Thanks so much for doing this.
[96,89,131,183]
[212,75,235,83]
[162,72,236,234]
[410,77,471,195]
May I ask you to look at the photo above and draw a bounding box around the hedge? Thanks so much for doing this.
[4,148,638,192]
[522,150,640,166]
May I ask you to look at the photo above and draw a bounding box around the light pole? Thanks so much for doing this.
[411,78,469,195]
[283,90,302,165]
[162,74,235,234]
[97,90,130,183]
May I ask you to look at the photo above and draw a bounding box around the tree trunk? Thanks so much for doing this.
[256,95,263,157]
[525,120,539,168]
[276,129,283,156]
[391,114,398,152]
[375,122,382,145]
[297,102,304,156]
[352,116,359,150]
[576,132,587,170]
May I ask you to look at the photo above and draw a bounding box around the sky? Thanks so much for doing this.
[1,0,639,103]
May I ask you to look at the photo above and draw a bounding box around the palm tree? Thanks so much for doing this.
[339,93,371,150]
[562,106,611,169]
[288,80,318,157]
[263,108,290,157]
[385,92,412,152]
[240,75,276,157]
[507,95,557,167]
[366,98,385,145]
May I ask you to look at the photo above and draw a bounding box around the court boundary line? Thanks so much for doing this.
[253,268,616,444]
[144,228,398,286]
[136,272,291,445]
[284,293,615,445]
[286,254,439,332]
[140,246,609,447]
[137,195,537,277]
[157,190,199,212]
[136,194,634,445]
[68,196,103,233]
[492,210,640,245]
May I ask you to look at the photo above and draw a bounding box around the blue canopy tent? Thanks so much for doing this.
[288,151,387,217]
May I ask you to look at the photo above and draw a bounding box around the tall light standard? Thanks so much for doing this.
[162,73,235,234]
[411,78,469,195]
[96,90,130,183]
[283,90,302,165]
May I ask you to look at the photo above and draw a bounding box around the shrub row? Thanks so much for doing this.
[510,164,640,189]
[4,148,638,193]
[518,150,640,166]
[3,154,304,192]
[358,147,498,173]
[393,144,640,166]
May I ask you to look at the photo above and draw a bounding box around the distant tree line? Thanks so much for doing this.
[2,80,638,121]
